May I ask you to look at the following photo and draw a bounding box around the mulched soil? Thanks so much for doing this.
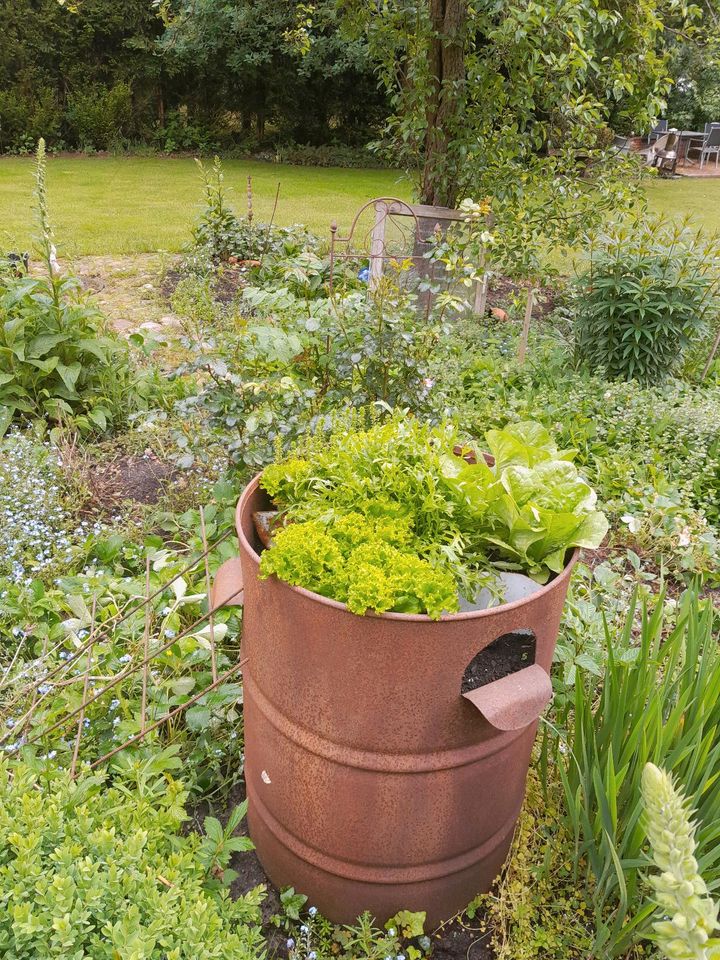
[461,631,537,694]
[84,452,175,510]
[160,263,250,305]
[486,275,559,320]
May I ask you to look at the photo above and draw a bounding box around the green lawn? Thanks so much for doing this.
[0,155,411,257]
[0,155,717,257]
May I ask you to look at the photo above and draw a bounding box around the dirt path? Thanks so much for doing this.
[31,253,182,333]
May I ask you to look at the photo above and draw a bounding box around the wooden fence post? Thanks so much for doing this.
[518,286,535,363]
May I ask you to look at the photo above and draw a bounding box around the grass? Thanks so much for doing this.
[0,155,718,257]
[0,156,410,257]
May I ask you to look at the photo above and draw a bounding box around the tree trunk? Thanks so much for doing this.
[420,0,467,208]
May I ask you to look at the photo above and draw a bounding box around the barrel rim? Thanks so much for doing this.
[237,473,580,623]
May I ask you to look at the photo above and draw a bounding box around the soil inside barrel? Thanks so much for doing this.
[461,631,536,694]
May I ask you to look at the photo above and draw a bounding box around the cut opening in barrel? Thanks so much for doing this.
[461,630,537,695]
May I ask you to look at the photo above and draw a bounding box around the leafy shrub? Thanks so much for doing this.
[172,262,443,472]
[0,757,265,959]
[445,327,720,574]
[0,140,142,433]
[573,220,720,383]
[0,87,61,154]
[273,142,388,168]
[557,588,720,955]
[156,110,222,154]
[259,413,607,616]
[65,82,134,151]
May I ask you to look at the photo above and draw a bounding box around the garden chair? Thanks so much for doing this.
[647,131,679,175]
[647,120,668,145]
[700,126,720,168]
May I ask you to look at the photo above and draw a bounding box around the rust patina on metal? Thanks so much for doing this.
[214,475,579,925]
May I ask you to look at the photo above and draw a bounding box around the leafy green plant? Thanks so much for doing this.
[641,763,720,960]
[0,140,142,434]
[557,588,720,955]
[0,757,265,959]
[191,157,255,263]
[198,801,254,889]
[573,219,720,384]
[259,413,607,617]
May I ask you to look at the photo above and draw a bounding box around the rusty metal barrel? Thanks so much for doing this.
[218,475,578,925]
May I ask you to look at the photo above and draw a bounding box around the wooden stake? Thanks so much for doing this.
[200,507,218,684]
[701,325,720,381]
[368,201,387,292]
[474,273,489,316]
[71,599,96,779]
[141,557,151,736]
[518,286,534,364]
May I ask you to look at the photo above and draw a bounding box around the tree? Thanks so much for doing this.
[158,0,386,143]
[665,1,720,130]
[341,0,675,209]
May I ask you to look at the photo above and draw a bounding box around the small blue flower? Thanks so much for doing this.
[286,939,295,950]
[358,267,370,283]
[308,907,317,917]
[300,925,309,934]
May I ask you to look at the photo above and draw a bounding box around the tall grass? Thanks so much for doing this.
[556,588,720,956]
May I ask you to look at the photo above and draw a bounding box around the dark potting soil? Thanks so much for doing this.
[461,631,536,695]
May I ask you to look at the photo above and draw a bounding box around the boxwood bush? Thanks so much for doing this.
[0,758,265,959]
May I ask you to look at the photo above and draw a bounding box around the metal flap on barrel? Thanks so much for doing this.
[462,664,553,731]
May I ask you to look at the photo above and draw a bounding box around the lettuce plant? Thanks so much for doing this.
[259,414,607,617]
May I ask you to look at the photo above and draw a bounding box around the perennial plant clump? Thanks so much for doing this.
[573,219,720,384]
[259,413,607,617]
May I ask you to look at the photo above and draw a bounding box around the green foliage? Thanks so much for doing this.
[65,82,134,151]
[0,0,161,153]
[342,0,671,247]
[0,430,95,584]
[0,141,143,433]
[189,157,314,266]
[159,0,386,147]
[557,588,720,955]
[573,219,720,384]
[259,413,606,616]
[0,757,265,959]
[191,158,259,263]
[641,763,720,960]
[666,20,720,132]
[172,228,444,472]
[283,906,429,960]
[448,325,720,568]
[0,482,245,798]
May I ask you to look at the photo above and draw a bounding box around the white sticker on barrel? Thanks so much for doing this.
[261,770,271,784]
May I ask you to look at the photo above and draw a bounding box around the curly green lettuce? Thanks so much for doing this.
[259,515,458,619]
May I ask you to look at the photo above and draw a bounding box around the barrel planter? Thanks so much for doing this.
[214,475,579,926]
